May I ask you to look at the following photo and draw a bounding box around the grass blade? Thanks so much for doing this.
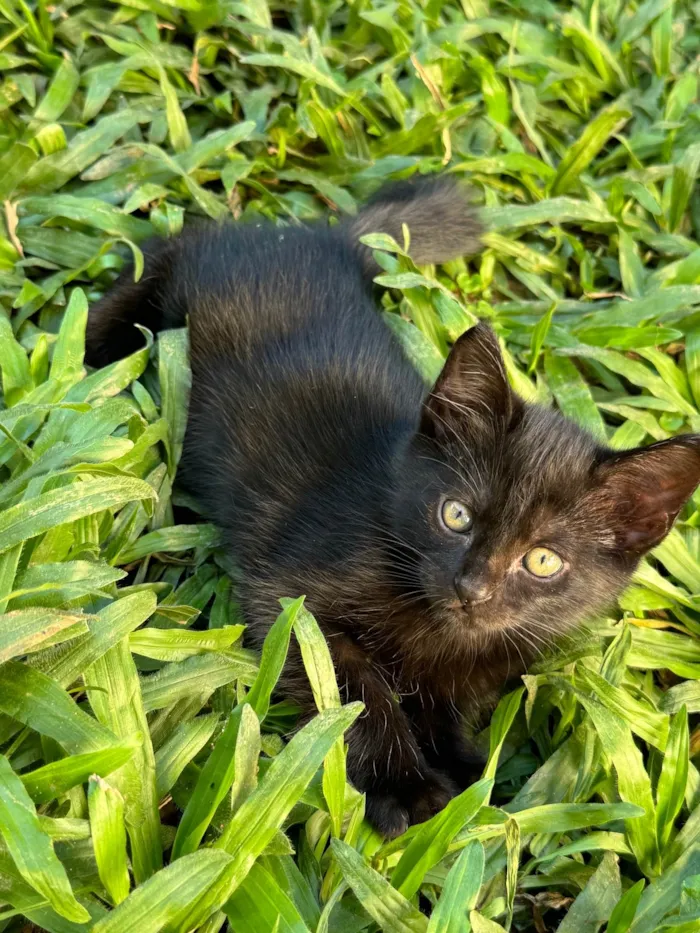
[0,755,89,923]
[0,609,89,662]
[550,103,632,195]
[332,838,428,933]
[168,704,362,932]
[223,861,312,933]
[88,776,130,905]
[556,851,621,932]
[0,660,117,752]
[607,879,645,933]
[158,329,191,475]
[392,779,492,899]
[544,353,607,441]
[21,740,138,803]
[91,850,234,933]
[87,639,162,881]
[668,143,700,232]
[0,476,157,555]
[292,602,346,836]
[171,703,251,860]
[655,706,689,849]
[427,841,485,933]
[154,712,220,799]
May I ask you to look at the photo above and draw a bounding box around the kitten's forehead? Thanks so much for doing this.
[447,403,600,507]
[510,406,600,490]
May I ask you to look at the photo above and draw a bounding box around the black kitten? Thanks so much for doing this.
[86,178,700,838]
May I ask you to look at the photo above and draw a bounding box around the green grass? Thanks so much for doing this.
[1,0,700,930]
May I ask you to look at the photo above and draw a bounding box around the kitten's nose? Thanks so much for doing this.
[454,573,494,606]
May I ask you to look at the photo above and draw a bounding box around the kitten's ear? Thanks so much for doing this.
[592,435,700,555]
[420,323,514,441]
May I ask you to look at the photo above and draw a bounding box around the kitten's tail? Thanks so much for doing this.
[347,176,483,276]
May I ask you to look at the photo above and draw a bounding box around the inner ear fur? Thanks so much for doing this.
[420,323,515,441]
[590,435,700,555]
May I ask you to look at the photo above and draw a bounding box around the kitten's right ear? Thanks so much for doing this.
[420,323,515,442]
[591,435,700,555]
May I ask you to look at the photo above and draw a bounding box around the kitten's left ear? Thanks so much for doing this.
[591,435,700,555]
[420,323,515,441]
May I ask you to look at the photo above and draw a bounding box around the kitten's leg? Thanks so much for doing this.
[330,639,458,838]
[85,236,188,367]
[404,699,487,790]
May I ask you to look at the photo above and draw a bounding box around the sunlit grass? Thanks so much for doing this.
[0,0,700,930]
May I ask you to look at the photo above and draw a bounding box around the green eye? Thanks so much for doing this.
[523,547,564,578]
[441,499,472,533]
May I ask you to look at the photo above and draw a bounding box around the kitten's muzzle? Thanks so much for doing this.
[454,573,495,606]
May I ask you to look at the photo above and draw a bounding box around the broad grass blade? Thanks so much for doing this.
[0,754,89,923]
[332,838,428,933]
[88,776,130,905]
[87,640,162,881]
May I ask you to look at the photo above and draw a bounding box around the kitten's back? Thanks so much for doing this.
[84,177,481,366]
[179,225,422,556]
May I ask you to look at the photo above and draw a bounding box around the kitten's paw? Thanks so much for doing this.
[365,771,457,838]
[443,747,488,790]
[406,770,457,824]
[365,794,410,839]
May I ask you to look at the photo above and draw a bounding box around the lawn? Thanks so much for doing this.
[1,0,700,930]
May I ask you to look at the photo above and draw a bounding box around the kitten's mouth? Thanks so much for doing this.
[447,599,485,625]
[447,598,508,632]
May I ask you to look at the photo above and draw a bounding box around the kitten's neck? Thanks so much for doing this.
[352,601,531,713]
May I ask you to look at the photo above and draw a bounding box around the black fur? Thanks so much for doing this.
[86,178,700,837]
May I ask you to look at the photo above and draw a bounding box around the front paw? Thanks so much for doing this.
[408,769,458,823]
[365,770,457,839]
[364,793,410,839]
[443,747,487,790]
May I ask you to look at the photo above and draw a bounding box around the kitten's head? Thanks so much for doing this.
[390,324,700,654]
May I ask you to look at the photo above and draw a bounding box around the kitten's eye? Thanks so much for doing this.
[523,547,563,578]
[441,499,472,533]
